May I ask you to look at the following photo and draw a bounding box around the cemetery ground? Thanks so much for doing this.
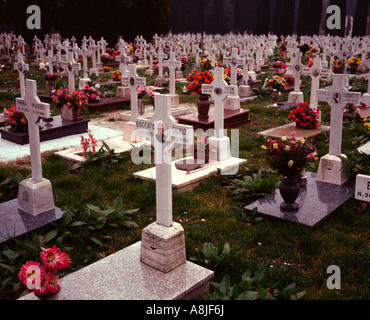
[0,63,369,301]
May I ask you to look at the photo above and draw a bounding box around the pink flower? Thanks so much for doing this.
[40,246,71,271]
[18,261,45,288]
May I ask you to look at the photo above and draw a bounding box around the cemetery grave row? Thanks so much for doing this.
[0,31,369,300]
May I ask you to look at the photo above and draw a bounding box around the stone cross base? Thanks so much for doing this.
[224,96,240,111]
[146,69,154,76]
[287,91,304,104]
[123,121,146,143]
[316,154,348,185]
[239,85,251,98]
[209,136,231,162]
[116,86,130,99]
[362,93,370,106]
[78,78,91,90]
[169,93,180,107]
[154,77,166,87]
[17,178,55,216]
[140,222,186,273]
[248,71,257,81]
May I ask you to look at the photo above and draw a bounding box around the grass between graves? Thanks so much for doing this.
[0,65,369,300]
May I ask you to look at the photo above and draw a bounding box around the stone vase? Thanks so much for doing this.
[61,105,83,121]
[45,80,56,93]
[279,176,300,212]
[272,89,282,106]
[138,98,145,115]
[197,94,210,121]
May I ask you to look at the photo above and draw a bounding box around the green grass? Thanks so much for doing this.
[0,57,369,300]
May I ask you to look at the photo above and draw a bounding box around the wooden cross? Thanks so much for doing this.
[135,94,193,227]
[317,74,361,156]
[14,52,29,98]
[302,56,331,110]
[122,64,146,122]
[16,80,51,182]
[163,50,181,95]
[61,51,81,91]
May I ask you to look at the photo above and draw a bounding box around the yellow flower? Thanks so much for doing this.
[288,160,294,167]
[273,143,279,149]
[261,145,268,150]
[313,157,318,161]
[284,146,290,151]
[300,138,305,144]
[281,136,287,141]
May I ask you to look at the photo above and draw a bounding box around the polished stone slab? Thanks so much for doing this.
[20,241,214,300]
[0,198,64,243]
[244,172,355,226]
[0,116,90,145]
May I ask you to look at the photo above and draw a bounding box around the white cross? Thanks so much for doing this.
[115,50,131,77]
[202,67,237,139]
[155,47,168,78]
[163,50,181,95]
[302,56,331,110]
[364,59,370,94]
[61,51,81,91]
[14,52,29,98]
[122,64,146,122]
[135,94,193,227]
[317,74,361,156]
[98,37,108,54]
[224,48,245,86]
[78,43,91,78]
[45,49,56,75]
[16,80,51,182]
[288,51,304,92]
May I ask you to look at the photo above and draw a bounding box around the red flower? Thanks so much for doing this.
[40,246,71,271]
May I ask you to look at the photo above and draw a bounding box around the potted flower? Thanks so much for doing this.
[52,88,70,108]
[200,58,212,71]
[331,56,346,74]
[18,246,71,298]
[3,105,28,133]
[347,56,361,74]
[112,70,121,81]
[82,84,102,104]
[289,102,320,129]
[261,132,318,211]
[187,70,214,120]
[264,74,287,105]
[59,89,88,120]
[271,61,287,75]
[137,85,155,114]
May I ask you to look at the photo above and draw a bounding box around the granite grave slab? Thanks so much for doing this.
[0,198,64,243]
[244,172,355,227]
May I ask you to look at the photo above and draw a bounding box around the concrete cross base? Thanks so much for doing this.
[78,78,91,90]
[168,93,180,107]
[17,178,55,216]
[248,71,257,81]
[116,86,130,99]
[287,91,304,104]
[209,136,231,162]
[123,121,146,143]
[361,93,370,106]
[239,85,251,98]
[140,222,186,273]
[154,77,166,87]
[224,96,240,111]
[316,154,348,185]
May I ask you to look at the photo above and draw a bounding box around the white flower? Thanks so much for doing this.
[95,84,100,89]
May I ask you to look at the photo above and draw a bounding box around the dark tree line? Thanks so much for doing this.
[0,0,172,46]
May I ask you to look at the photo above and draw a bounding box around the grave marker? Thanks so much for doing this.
[14,52,29,98]
[316,74,361,185]
[287,51,304,104]
[163,50,181,104]
[61,51,81,92]
[15,80,55,215]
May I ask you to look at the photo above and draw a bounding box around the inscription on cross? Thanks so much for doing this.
[122,64,146,121]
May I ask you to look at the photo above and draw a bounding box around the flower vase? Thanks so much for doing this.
[138,98,145,115]
[279,176,300,212]
[61,105,83,121]
[197,95,210,121]
[272,89,281,106]
[45,80,56,94]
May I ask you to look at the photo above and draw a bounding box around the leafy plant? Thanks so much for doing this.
[189,242,231,267]
[0,172,23,201]
[204,268,305,300]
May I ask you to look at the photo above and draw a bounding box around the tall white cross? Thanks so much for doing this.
[155,47,167,78]
[317,74,361,156]
[163,50,181,95]
[16,80,51,182]
[135,94,193,227]
[289,51,304,92]
[224,47,244,86]
[61,51,81,91]
[302,56,331,110]
[115,50,131,77]
[122,64,146,122]
[45,49,56,75]
[14,52,29,98]
[78,43,91,78]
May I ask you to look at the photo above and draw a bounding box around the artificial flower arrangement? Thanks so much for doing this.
[112,70,121,81]
[263,74,287,91]
[100,53,112,64]
[18,246,71,297]
[200,58,212,71]
[80,129,98,155]
[82,84,102,103]
[181,54,188,63]
[288,102,320,129]
[271,61,288,75]
[3,105,28,133]
[223,67,243,84]
[331,56,346,74]
[52,88,70,108]
[305,45,317,58]
[52,88,88,114]
[347,56,361,72]
[187,70,214,95]
[261,132,318,178]
[364,117,370,134]
[44,73,57,81]
[137,85,155,101]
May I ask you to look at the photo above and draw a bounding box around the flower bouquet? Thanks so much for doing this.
[52,88,70,108]
[112,70,121,81]
[347,56,361,73]
[44,73,57,81]
[271,61,288,75]
[200,58,212,71]
[101,53,112,64]
[289,102,320,129]
[3,105,28,133]
[331,56,346,74]
[187,70,214,95]
[18,246,71,297]
[82,84,102,103]
[263,75,287,91]
[137,85,155,100]
[261,132,318,179]
[364,117,370,134]
[65,90,88,114]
